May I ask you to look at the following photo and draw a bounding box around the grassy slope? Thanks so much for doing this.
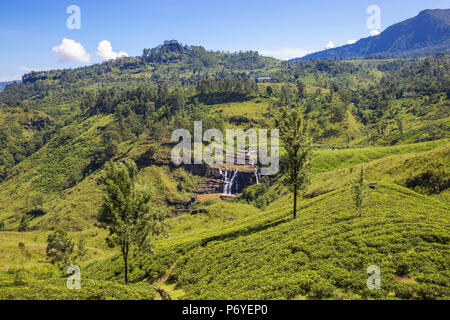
[171,183,449,300]
[0,140,447,299]
[0,111,199,230]
[0,107,52,138]
[168,140,448,299]
[0,228,156,300]
[0,275,156,300]
[80,140,449,300]
[210,98,270,124]
[0,115,113,229]
[0,113,448,299]
[307,142,450,202]
[0,108,54,174]
[35,164,198,231]
[208,95,448,148]
[251,139,449,209]
[311,139,448,173]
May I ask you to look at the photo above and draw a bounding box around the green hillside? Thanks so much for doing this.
[0,41,448,300]
[81,140,449,300]
[0,139,448,300]
[173,183,449,300]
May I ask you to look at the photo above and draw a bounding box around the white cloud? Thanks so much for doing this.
[97,40,129,61]
[347,40,357,45]
[326,41,335,49]
[259,48,309,60]
[52,38,91,63]
[370,29,381,36]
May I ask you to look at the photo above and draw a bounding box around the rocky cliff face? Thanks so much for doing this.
[184,164,260,196]
[195,177,223,194]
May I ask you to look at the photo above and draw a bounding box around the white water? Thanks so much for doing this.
[254,170,261,184]
[221,168,239,195]
[248,146,257,166]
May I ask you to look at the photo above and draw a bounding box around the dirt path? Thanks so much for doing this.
[153,286,172,300]
[157,261,178,283]
[152,261,178,300]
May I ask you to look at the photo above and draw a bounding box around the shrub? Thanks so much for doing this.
[18,216,29,232]
[417,284,443,300]
[46,230,75,270]
[310,280,335,299]
[240,184,266,203]
[26,208,46,218]
[394,281,420,299]
[405,165,449,194]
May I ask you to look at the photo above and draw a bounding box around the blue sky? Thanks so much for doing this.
[1,0,448,81]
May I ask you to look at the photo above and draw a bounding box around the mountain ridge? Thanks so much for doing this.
[0,81,19,91]
[297,9,450,60]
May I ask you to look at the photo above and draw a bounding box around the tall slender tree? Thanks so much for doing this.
[276,107,312,219]
[296,80,306,101]
[97,160,165,284]
[350,166,367,217]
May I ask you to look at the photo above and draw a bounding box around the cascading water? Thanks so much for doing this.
[254,170,261,184]
[221,168,239,195]
[248,146,257,166]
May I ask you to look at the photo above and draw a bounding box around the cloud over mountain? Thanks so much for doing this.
[97,40,129,61]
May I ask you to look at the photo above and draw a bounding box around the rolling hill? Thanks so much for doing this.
[82,142,450,300]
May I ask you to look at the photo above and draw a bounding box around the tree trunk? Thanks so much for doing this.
[293,184,298,219]
[123,241,129,284]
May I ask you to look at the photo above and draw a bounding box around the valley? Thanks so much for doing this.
[0,8,449,300]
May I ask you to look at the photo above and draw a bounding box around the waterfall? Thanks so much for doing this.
[231,170,239,194]
[222,168,229,195]
[221,168,239,195]
[248,146,257,166]
[254,169,261,184]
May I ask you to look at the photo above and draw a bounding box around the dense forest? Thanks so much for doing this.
[1,42,448,183]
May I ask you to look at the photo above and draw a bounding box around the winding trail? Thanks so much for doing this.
[151,261,178,300]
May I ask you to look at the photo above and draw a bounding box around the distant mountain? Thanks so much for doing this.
[298,9,450,60]
[0,81,19,91]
